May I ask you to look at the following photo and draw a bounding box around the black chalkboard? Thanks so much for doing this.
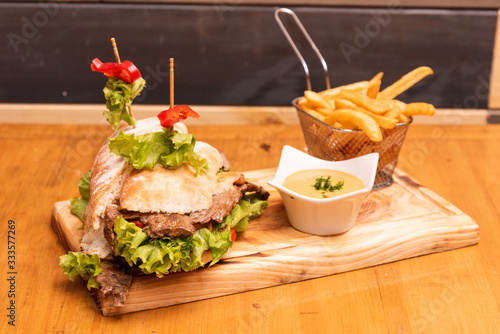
[1,4,496,108]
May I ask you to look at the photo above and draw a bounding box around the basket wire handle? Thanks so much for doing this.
[274,8,331,91]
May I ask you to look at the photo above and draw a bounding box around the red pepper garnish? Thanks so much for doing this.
[91,58,141,84]
[230,228,236,242]
[157,105,200,128]
[132,221,144,229]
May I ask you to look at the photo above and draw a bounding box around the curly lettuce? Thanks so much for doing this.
[59,251,102,290]
[224,193,269,232]
[113,194,269,276]
[108,129,208,175]
[113,216,209,277]
[70,171,91,221]
[103,76,146,129]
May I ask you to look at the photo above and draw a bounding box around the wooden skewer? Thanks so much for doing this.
[111,37,121,64]
[169,58,174,109]
[128,106,136,128]
[111,37,136,128]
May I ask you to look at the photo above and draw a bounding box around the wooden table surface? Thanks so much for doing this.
[1,121,499,333]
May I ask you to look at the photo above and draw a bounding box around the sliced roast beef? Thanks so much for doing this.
[96,261,132,308]
[237,181,270,200]
[104,179,269,240]
[189,189,242,225]
[140,213,196,238]
[103,205,121,245]
[126,189,242,238]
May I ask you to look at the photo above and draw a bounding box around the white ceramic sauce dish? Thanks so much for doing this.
[267,146,379,235]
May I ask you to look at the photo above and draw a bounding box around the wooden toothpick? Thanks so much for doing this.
[169,58,174,109]
[110,37,135,128]
[111,37,121,64]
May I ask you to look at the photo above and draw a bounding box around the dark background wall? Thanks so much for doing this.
[1,3,497,107]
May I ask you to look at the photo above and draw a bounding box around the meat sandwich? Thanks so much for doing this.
[60,116,269,307]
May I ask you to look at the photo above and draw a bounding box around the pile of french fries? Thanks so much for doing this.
[297,66,436,141]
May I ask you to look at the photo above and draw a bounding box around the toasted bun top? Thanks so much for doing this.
[120,141,231,213]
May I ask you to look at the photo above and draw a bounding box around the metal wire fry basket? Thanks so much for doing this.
[276,8,412,189]
[293,98,412,189]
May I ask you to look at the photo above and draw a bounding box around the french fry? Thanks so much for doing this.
[298,99,317,111]
[324,109,382,141]
[382,99,408,123]
[334,98,396,128]
[333,122,343,129]
[383,108,400,120]
[378,66,433,100]
[390,99,407,111]
[382,99,407,114]
[304,90,332,109]
[364,72,384,98]
[316,107,334,117]
[337,120,359,130]
[403,102,436,116]
[358,109,398,129]
[301,106,326,122]
[318,81,368,98]
[298,96,307,105]
[397,112,408,123]
[334,98,365,111]
[340,90,390,114]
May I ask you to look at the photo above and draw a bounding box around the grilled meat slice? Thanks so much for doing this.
[140,213,196,238]
[189,189,242,225]
[237,181,270,200]
[96,261,132,308]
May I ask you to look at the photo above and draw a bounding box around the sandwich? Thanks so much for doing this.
[59,55,269,306]
[60,113,269,307]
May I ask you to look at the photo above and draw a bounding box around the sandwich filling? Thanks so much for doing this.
[104,176,269,241]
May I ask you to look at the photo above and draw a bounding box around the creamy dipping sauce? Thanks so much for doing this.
[282,169,365,199]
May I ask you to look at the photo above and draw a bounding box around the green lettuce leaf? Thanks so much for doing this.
[59,251,102,290]
[70,171,91,221]
[103,77,146,130]
[224,193,269,232]
[70,197,89,221]
[113,216,209,277]
[78,171,91,199]
[197,224,232,266]
[108,129,208,174]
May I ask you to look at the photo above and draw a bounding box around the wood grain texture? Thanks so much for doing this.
[1,122,500,333]
[51,168,478,316]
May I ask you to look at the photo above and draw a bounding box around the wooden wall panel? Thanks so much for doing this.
[0,4,497,108]
[489,10,500,109]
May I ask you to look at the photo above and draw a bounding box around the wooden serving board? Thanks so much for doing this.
[51,168,479,316]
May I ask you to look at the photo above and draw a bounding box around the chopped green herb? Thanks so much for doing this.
[313,176,344,194]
